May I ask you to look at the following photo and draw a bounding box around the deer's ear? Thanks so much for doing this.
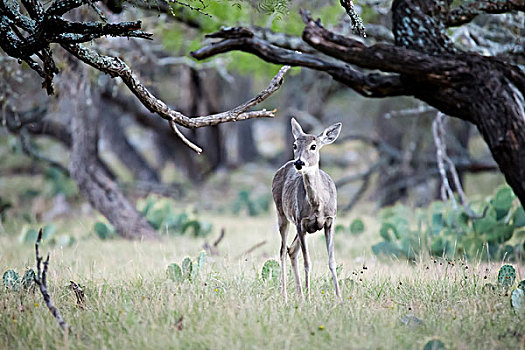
[291,118,305,139]
[318,122,342,145]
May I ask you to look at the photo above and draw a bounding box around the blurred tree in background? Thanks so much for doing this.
[0,0,523,238]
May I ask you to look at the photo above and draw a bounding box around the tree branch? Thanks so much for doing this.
[63,42,290,152]
[192,28,407,98]
[443,0,525,27]
[339,0,366,37]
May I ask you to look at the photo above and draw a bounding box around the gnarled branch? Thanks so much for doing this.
[443,0,525,27]
[192,27,407,98]
[63,42,290,152]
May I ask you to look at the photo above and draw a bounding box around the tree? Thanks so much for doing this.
[0,0,290,238]
[192,0,525,207]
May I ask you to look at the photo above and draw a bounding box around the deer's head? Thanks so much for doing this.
[291,118,342,174]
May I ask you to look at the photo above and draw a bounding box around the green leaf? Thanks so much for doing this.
[497,264,516,288]
[350,219,365,235]
[167,263,183,282]
[3,270,20,290]
[261,259,280,282]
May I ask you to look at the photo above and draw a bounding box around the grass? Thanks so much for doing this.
[1,213,525,349]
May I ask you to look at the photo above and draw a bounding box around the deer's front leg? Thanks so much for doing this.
[298,223,311,301]
[288,234,302,297]
[278,215,289,302]
[324,218,341,298]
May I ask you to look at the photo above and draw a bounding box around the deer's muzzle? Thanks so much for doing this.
[294,159,305,170]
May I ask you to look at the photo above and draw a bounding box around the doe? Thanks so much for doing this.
[272,118,342,301]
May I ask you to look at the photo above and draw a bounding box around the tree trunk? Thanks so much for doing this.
[67,66,157,240]
[99,98,160,183]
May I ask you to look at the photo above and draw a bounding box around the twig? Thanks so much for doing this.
[69,281,85,309]
[339,0,367,37]
[34,228,68,332]
[432,112,486,218]
[203,228,225,255]
[237,240,267,259]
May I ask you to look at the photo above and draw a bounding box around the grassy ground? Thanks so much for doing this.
[1,213,524,350]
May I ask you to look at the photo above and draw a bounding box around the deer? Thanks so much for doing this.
[272,117,342,301]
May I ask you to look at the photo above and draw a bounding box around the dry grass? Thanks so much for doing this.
[1,213,524,350]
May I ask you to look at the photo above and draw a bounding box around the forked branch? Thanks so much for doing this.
[64,42,290,153]
[34,228,68,332]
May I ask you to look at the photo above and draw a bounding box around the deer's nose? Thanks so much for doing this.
[294,159,305,170]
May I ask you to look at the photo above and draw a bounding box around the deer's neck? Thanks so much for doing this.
[302,168,323,210]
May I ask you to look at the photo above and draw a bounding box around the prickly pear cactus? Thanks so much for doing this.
[3,270,20,290]
[498,265,516,288]
[167,263,183,282]
[424,339,445,350]
[261,260,280,282]
[511,288,525,314]
[182,257,193,280]
[197,251,206,271]
[22,269,36,290]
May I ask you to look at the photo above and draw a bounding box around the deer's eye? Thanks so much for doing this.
[310,144,316,150]
[293,144,297,150]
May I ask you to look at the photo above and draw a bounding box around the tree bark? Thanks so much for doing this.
[67,66,157,240]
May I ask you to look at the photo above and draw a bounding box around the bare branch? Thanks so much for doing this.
[432,112,487,218]
[34,228,68,332]
[443,0,525,27]
[339,0,366,37]
[192,28,407,98]
[63,42,290,152]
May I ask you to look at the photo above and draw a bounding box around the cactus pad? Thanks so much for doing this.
[498,265,516,288]
[22,269,36,290]
[511,288,525,314]
[182,257,193,280]
[167,263,183,281]
[3,270,20,290]
[261,260,280,282]
[424,339,445,350]
[197,251,206,270]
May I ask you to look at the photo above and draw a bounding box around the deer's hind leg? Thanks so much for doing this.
[278,214,289,301]
[288,233,303,297]
[297,226,311,301]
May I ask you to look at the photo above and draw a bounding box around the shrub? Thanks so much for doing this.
[372,186,525,261]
